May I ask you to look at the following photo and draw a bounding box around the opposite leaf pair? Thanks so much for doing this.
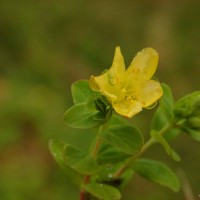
[50,46,200,200]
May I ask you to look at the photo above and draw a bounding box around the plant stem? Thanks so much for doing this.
[137,122,172,156]
[113,123,172,178]
[80,176,90,200]
[91,127,104,159]
[80,125,105,200]
[177,169,195,200]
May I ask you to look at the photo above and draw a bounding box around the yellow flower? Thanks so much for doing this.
[89,47,163,118]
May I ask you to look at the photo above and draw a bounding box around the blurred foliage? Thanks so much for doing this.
[0,0,200,200]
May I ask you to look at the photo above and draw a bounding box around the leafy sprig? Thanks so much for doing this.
[49,48,200,200]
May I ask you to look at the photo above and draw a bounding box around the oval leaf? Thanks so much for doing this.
[49,139,65,165]
[97,143,131,165]
[64,103,106,128]
[63,144,98,175]
[160,83,175,120]
[151,108,169,131]
[102,125,143,154]
[97,162,124,183]
[71,80,100,104]
[49,140,82,184]
[109,114,130,127]
[83,183,121,200]
[133,158,180,192]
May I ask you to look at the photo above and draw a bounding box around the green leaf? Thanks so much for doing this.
[160,83,174,120]
[151,108,179,140]
[133,159,180,192]
[96,163,133,190]
[96,162,122,182]
[97,143,131,165]
[63,144,99,175]
[49,140,82,184]
[109,114,130,127]
[102,125,143,154]
[64,103,106,129]
[71,80,100,104]
[151,108,169,131]
[151,130,181,161]
[151,84,177,139]
[120,168,134,189]
[83,183,121,200]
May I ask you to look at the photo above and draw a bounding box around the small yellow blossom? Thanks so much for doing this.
[89,47,163,118]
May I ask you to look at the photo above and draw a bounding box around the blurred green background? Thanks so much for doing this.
[0,1,200,200]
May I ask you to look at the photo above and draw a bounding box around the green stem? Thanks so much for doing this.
[138,123,172,155]
[90,125,104,159]
[113,123,172,178]
[80,124,105,200]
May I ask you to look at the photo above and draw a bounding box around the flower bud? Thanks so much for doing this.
[186,117,200,129]
[174,91,200,141]
[174,91,200,119]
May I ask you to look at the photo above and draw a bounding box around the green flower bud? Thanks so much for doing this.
[95,99,107,113]
[174,91,200,119]
[182,127,200,141]
[174,91,200,141]
[94,98,112,120]
[187,117,200,128]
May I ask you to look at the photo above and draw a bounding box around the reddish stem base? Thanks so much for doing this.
[80,176,90,200]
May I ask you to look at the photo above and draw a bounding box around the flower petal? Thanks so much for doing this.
[89,47,126,103]
[109,46,126,80]
[137,80,163,108]
[113,100,143,118]
[89,74,118,102]
[127,48,159,80]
